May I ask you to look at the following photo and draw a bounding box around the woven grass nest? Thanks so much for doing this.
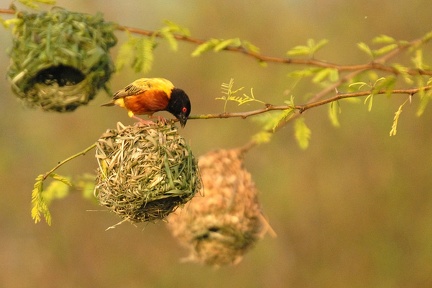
[7,8,117,112]
[167,149,274,266]
[94,122,200,224]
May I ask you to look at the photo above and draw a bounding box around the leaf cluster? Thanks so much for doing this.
[217,78,265,112]
[116,20,190,73]
[31,173,95,225]
[192,38,260,57]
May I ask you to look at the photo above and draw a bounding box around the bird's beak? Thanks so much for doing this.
[179,114,188,127]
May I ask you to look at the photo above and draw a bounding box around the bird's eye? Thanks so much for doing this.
[182,107,188,113]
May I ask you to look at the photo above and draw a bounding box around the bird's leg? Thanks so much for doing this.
[147,114,168,125]
[132,115,155,126]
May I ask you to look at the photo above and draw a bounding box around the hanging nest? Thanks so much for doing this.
[94,122,201,224]
[167,149,274,266]
[7,8,117,112]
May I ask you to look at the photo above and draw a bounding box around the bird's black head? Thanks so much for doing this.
[167,88,191,127]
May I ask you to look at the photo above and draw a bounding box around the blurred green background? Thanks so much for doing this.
[1,0,432,287]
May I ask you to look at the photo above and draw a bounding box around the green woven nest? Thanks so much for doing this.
[7,9,117,112]
[94,122,201,223]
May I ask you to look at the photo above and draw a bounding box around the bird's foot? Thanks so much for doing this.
[154,115,168,125]
[132,115,156,126]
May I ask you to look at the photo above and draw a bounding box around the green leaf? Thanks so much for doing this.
[357,42,373,57]
[217,79,264,111]
[158,20,190,51]
[18,0,56,9]
[287,44,311,56]
[392,63,413,84]
[115,33,137,71]
[417,89,432,117]
[191,39,218,57]
[214,38,242,52]
[161,20,190,37]
[309,39,329,55]
[364,94,374,111]
[287,67,321,78]
[373,43,398,56]
[312,68,338,83]
[389,98,409,136]
[134,37,155,73]
[50,173,72,186]
[328,101,340,127]
[42,179,71,205]
[372,34,396,44]
[31,174,52,225]
[422,30,432,43]
[160,28,178,51]
[251,131,273,145]
[349,81,368,90]
[115,33,155,73]
[287,39,328,57]
[294,118,311,150]
[75,174,97,200]
[416,77,430,117]
[1,17,23,29]
[411,49,430,70]
[252,108,294,132]
[373,76,396,96]
[242,40,260,53]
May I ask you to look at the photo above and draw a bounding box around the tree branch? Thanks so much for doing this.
[2,8,431,76]
[188,85,432,120]
[42,143,96,180]
[118,25,432,76]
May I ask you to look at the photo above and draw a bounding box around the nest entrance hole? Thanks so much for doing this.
[33,65,85,86]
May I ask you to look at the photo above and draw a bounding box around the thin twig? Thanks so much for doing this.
[42,143,96,180]
[188,85,432,120]
[1,9,430,76]
[118,25,432,76]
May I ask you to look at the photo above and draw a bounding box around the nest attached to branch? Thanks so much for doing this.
[7,8,117,112]
[94,122,201,224]
[167,149,274,266]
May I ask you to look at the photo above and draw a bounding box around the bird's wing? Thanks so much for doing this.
[112,78,174,100]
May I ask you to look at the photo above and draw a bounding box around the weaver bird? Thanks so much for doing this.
[102,78,191,127]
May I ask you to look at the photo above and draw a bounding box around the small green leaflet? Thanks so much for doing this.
[357,42,373,58]
[372,34,396,44]
[214,38,241,52]
[251,131,273,145]
[31,173,72,225]
[328,101,341,127]
[18,0,56,9]
[287,39,329,57]
[31,174,49,225]
[389,98,409,136]
[191,38,259,57]
[294,118,311,150]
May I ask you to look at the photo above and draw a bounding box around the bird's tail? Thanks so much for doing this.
[100,101,115,107]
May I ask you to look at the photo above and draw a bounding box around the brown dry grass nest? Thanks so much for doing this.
[7,9,117,112]
[167,149,274,266]
[94,122,201,224]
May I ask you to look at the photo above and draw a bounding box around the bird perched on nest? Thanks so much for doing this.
[102,78,191,127]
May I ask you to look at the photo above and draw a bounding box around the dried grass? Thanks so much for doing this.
[167,149,274,266]
[94,122,200,223]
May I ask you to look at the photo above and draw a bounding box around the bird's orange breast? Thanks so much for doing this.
[123,90,170,115]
